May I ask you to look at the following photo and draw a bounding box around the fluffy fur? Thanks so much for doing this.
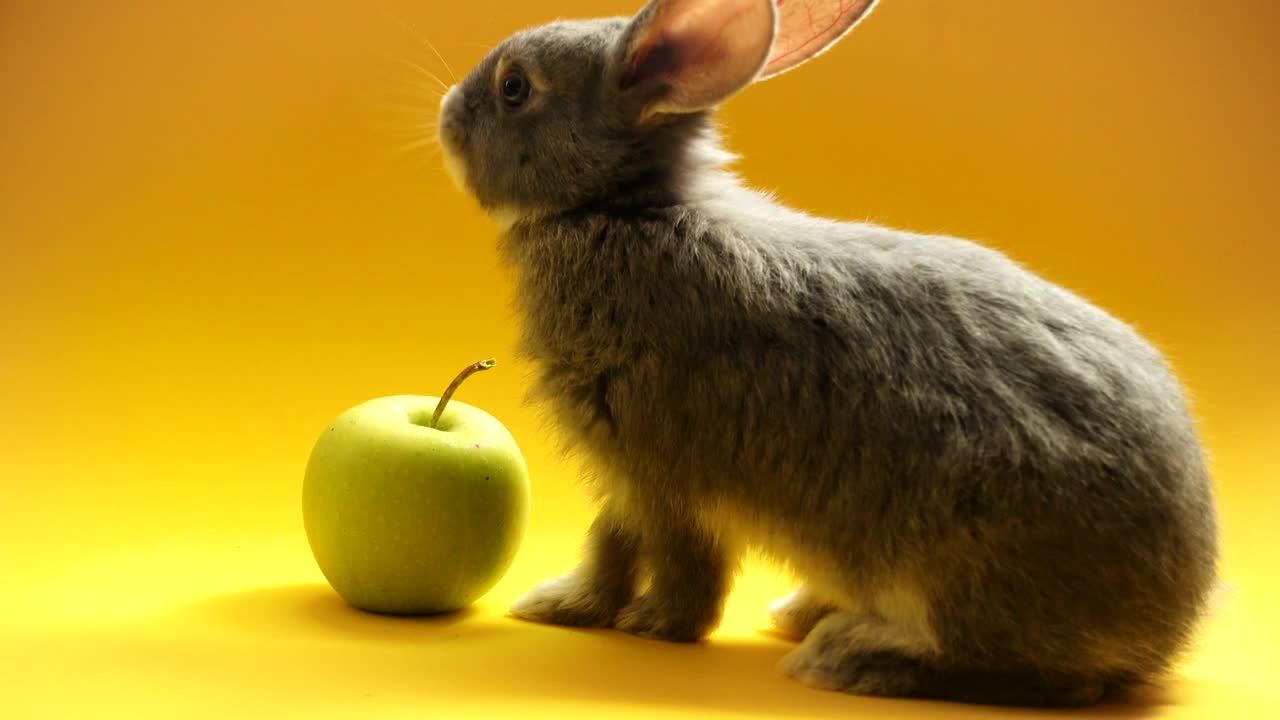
[435,0,1219,707]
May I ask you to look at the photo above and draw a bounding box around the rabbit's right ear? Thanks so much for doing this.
[756,0,878,80]
[614,0,777,118]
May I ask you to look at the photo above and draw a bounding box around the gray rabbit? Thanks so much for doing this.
[434,0,1219,707]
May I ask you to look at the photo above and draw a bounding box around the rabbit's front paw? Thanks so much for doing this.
[508,574,620,628]
[615,594,715,643]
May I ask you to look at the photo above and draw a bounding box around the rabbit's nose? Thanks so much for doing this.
[440,84,459,111]
[439,85,470,131]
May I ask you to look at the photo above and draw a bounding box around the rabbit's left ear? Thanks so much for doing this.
[616,0,777,116]
[757,0,878,80]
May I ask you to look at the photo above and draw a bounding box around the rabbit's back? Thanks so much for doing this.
[511,188,1202,481]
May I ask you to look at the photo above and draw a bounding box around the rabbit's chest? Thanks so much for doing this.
[517,264,659,372]
[536,361,618,435]
[528,288,622,353]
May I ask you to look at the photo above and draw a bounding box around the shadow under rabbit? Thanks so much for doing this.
[143,582,1191,719]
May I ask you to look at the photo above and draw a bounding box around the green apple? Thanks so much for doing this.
[302,359,531,615]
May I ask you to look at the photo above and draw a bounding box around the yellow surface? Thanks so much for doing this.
[2,1,1277,718]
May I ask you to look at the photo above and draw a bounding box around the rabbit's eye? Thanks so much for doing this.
[499,70,531,108]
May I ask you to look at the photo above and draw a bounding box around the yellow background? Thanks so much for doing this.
[2,1,1276,717]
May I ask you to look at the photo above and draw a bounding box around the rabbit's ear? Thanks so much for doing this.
[616,0,777,116]
[757,0,878,80]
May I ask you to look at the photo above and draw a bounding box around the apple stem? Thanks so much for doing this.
[429,358,497,429]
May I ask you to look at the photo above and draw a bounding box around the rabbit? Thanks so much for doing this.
[433,0,1219,708]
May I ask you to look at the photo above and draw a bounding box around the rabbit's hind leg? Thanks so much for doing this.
[767,586,840,641]
[780,613,1107,707]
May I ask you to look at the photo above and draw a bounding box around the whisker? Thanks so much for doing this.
[375,84,446,103]
[371,115,441,149]
[420,36,458,83]
[399,135,440,155]
[373,102,439,121]
[372,100,437,119]
[382,10,459,84]
[378,124,439,141]
[390,55,449,93]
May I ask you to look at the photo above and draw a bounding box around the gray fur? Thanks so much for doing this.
[436,2,1218,708]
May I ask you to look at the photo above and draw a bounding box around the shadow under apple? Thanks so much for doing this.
[171,582,505,644]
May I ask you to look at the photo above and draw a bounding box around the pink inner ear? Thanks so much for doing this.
[760,0,877,79]
[624,0,778,114]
